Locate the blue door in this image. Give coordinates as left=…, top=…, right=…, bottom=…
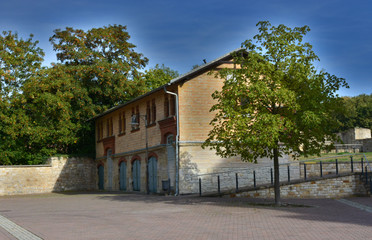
left=98, top=165, right=104, bottom=190
left=119, top=162, right=127, bottom=191
left=132, top=160, right=141, bottom=191
left=148, top=156, right=157, bottom=193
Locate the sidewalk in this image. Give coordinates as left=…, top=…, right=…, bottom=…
left=0, top=192, right=371, bottom=239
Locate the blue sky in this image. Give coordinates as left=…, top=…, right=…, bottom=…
left=1, top=0, right=371, bottom=96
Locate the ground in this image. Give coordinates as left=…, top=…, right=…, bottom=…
left=0, top=192, right=371, bottom=240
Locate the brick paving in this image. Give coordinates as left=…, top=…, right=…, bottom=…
left=0, top=192, right=371, bottom=240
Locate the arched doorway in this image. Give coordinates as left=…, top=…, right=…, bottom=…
left=98, top=165, right=104, bottom=190
left=148, top=156, right=157, bottom=193
left=119, top=161, right=127, bottom=191
left=132, top=159, right=141, bottom=191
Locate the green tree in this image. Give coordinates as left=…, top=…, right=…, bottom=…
left=50, top=25, right=149, bottom=113
left=0, top=31, right=45, bottom=165
left=203, top=21, right=348, bottom=205
left=44, top=25, right=150, bottom=156
left=1, top=25, right=149, bottom=164
left=143, top=64, right=179, bottom=91
left=338, top=94, right=372, bottom=131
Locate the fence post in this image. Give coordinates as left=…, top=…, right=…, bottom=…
left=270, top=168, right=273, bottom=186
left=235, top=173, right=239, bottom=192
left=360, top=158, right=364, bottom=174
left=199, top=178, right=202, bottom=197
left=287, top=165, right=290, bottom=183
left=365, top=167, right=368, bottom=185
left=304, top=163, right=307, bottom=180
left=320, top=161, right=323, bottom=177
left=253, top=171, right=256, bottom=188
left=217, top=175, right=220, bottom=195
left=350, top=156, right=354, bottom=173
left=336, top=159, right=339, bottom=175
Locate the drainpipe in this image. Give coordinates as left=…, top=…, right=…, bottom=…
left=164, top=86, right=180, bottom=196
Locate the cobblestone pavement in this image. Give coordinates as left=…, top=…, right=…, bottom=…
left=0, top=192, right=371, bottom=240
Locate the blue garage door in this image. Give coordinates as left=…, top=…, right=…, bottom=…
left=132, top=160, right=141, bottom=191
left=98, top=165, right=104, bottom=190
left=148, top=156, right=157, bottom=193
left=119, top=162, right=127, bottom=191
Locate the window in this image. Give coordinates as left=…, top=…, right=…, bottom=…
left=119, top=111, right=126, bottom=135
left=106, top=117, right=113, bottom=137
left=164, top=94, right=169, bottom=118
left=170, top=95, right=176, bottom=116
left=146, top=101, right=151, bottom=126
left=131, top=106, right=140, bottom=131
left=151, top=99, right=156, bottom=123
left=164, top=95, right=175, bottom=117
left=147, top=99, right=156, bottom=125
left=97, top=121, right=103, bottom=141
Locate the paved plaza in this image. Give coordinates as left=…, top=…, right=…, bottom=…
left=0, top=192, right=371, bottom=240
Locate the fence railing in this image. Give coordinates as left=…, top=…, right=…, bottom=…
left=196, top=153, right=371, bottom=196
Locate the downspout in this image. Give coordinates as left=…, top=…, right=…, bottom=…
left=164, top=85, right=180, bottom=196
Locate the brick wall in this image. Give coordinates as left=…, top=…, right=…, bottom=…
left=96, top=89, right=175, bottom=158
left=0, top=157, right=96, bottom=196
left=178, top=69, right=225, bottom=142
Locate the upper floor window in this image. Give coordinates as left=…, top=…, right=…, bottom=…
left=146, top=101, right=151, bottom=126
left=170, top=95, right=176, bottom=116
left=119, top=111, right=126, bottom=135
left=106, top=117, right=113, bottom=137
left=164, top=94, right=169, bottom=118
left=164, top=95, right=175, bottom=118
left=97, top=121, right=103, bottom=141
left=151, top=99, right=156, bottom=123
left=131, top=106, right=140, bottom=131
left=147, top=99, right=156, bottom=125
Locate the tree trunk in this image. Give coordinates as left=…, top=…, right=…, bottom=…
left=273, top=147, right=281, bottom=206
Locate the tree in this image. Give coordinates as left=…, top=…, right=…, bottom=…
left=337, top=94, right=372, bottom=131
left=50, top=25, right=149, bottom=113
left=0, top=31, right=45, bottom=165
left=0, top=25, right=149, bottom=164
left=143, top=64, right=179, bottom=91
left=203, top=21, right=348, bottom=205
left=45, top=25, right=150, bottom=156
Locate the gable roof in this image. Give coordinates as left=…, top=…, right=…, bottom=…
left=90, top=48, right=245, bottom=121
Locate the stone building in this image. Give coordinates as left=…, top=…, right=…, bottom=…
left=92, top=49, right=290, bottom=195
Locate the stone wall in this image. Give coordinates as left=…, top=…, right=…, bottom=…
left=337, top=128, right=371, bottom=144
left=231, top=174, right=367, bottom=199
left=179, top=143, right=297, bottom=194
left=0, top=157, right=96, bottom=196
left=195, top=157, right=370, bottom=195
left=360, top=138, right=372, bottom=152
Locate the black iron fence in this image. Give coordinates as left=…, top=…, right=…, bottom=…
left=197, top=153, right=371, bottom=196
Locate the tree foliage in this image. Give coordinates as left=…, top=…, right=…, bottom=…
left=0, top=32, right=46, bottom=164
left=203, top=21, right=348, bottom=205
left=143, top=64, right=179, bottom=91
left=0, top=25, right=152, bottom=165
left=337, top=94, right=372, bottom=131
left=50, top=25, right=149, bottom=112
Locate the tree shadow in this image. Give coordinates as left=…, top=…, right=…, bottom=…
left=55, top=191, right=372, bottom=227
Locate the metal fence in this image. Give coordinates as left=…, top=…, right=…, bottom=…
left=196, top=153, right=371, bottom=196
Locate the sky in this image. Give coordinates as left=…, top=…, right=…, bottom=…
left=1, top=0, right=371, bottom=96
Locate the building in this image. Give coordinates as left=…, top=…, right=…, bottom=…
left=92, top=49, right=290, bottom=194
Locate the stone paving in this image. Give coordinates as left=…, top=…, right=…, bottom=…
left=0, top=192, right=371, bottom=240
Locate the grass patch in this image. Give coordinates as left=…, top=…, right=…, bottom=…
left=299, top=152, right=372, bottom=162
